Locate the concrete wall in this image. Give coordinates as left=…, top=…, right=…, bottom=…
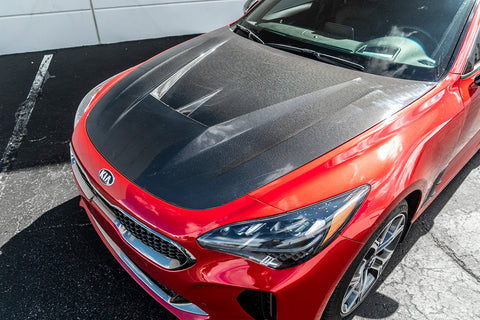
left=0, top=0, right=244, bottom=55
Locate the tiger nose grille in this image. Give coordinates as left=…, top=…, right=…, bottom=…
left=114, top=208, right=189, bottom=265
left=70, top=146, right=195, bottom=270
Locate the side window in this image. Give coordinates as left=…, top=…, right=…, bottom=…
left=464, top=30, right=480, bottom=74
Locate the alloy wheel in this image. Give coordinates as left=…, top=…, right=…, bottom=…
left=340, top=213, right=406, bottom=316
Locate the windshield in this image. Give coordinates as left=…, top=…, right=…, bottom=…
left=238, top=0, right=475, bottom=81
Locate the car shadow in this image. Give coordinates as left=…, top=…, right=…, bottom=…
left=0, top=197, right=176, bottom=320
left=349, top=150, right=480, bottom=319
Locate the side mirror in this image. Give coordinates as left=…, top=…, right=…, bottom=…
left=474, top=73, right=480, bottom=86
left=243, top=0, right=258, bottom=13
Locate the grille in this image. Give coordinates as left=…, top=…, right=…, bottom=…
left=113, top=208, right=189, bottom=265
left=72, top=154, right=193, bottom=269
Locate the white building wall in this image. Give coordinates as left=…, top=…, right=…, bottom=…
left=0, top=0, right=244, bottom=55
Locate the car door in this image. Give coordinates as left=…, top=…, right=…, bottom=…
left=458, top=28, right=480, bottom=153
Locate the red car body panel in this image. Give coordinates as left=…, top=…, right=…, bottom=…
left=71, top=4, right=480, bottom=320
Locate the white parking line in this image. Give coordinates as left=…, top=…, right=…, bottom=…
left=0, top=54, right=53, bottom=172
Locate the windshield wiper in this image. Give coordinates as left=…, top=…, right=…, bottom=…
left=231, top=28, right=364, bottom=71
left=266, top=43, right=365, bottom=72
left=233, top=24, right=265, bottom=44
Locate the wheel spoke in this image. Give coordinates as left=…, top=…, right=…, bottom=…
left=375, top=228, right=389, bottom=253
left=377, top=219, right=405, bottom=252
left=361, top=266, right=370, bottom=289
left=340, top=212, right=406, bottom=317
left=391, top=223, right=405, bottom=239
left=343, top=286, right=359, bottom=306
left=352, top=260, right=367, bottom=292
left=349, top=273, right=362, bottom=288
left=342, top=260, right=367, bottom=313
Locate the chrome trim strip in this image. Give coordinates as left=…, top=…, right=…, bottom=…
left=70, top=145, right=196, bottom=270
left=90, top=214, right=208, bottom=316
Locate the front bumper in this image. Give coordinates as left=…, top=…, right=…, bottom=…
left=71, top=145, right=363, bottom=320
left=88, top=207, right=208, bottom=316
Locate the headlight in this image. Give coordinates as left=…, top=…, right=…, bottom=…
left=73, top=77, right=112, bottom=128
left=198, top=185, right=370, bottom=269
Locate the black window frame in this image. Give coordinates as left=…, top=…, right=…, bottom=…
left=463, top=27, right=480, bottom=76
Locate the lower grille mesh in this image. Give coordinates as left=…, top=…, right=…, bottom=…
left=113, top=208, right=189, bottom=265
left=237, top=290, right=277, bottom=320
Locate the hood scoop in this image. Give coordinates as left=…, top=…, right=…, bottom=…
left=176, top=89, right=222, bottom=117
left=149, top=41, right=227, bottom=120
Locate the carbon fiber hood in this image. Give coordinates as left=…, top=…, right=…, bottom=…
left=86, top=27, right=434, bottom=209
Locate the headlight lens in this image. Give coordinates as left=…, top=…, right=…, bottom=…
left=198, top=185, right=370, bottom=269
left=73, top=78, right=112, bottom=128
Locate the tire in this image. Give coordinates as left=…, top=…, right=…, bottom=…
left=322, top=200, right=408, bottom=320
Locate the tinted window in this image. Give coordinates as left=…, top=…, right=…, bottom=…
left=464, top=31, right=480, bottom=74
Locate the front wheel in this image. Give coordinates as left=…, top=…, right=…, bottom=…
left=322, top=200, right=408, bottom=319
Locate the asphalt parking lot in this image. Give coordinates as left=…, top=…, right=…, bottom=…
left=1, top=36, right=479, bottom=320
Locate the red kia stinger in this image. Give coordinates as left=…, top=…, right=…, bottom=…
left=71, top=0, right=480, bottom=319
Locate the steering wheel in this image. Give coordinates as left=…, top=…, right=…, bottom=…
left=396, top=26, right=438, bottom=53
